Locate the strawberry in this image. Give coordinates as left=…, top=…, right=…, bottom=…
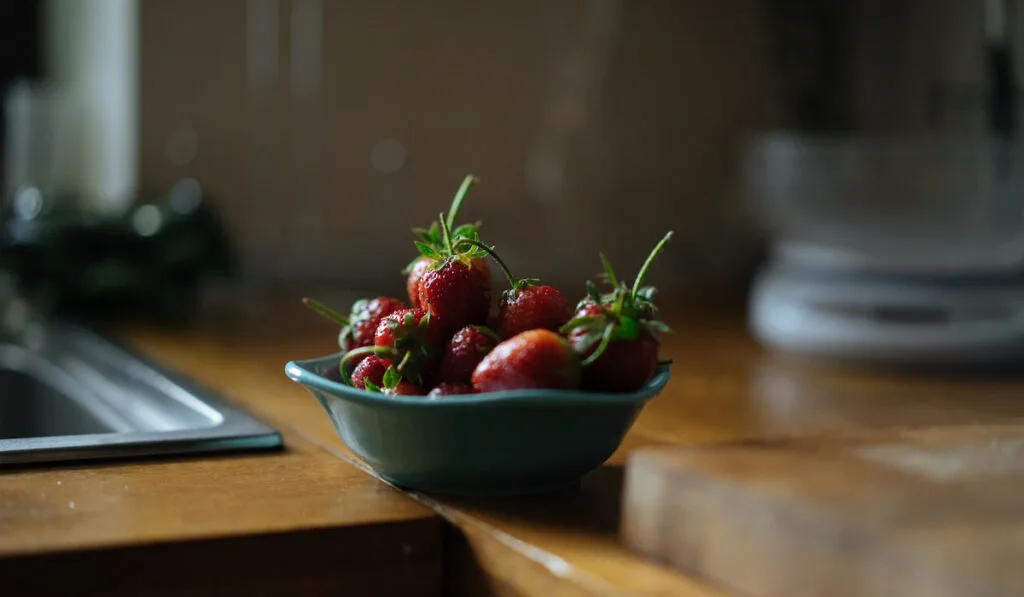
left=403, top=174, right=488, bottom=308
left=427, top=382, right=474, bottom=397
left=471, top=329, right=581, bottom=393
left=418, top=256, right=492, bottom=336
left=405, top=257, right=433, bottom=309
left=500, top=284, right=572, bottom=337
left=456, top=240, right=572, bottom=338
left=374, top=307, right=444, bottom=349
left=362, top=364, right=425, bottom=396
left=350, top=354, right=389, bottom=390
left=340, top=308, right=443, bottom=387
left=562, top=231, right=674, bottom=393
left=437, top=325, right=502, bottom=385
left=302, top=296, right=406, bottom=353
left=568, top=325, right=660, bottom=392
left=387, top=381, right=425, bottom=396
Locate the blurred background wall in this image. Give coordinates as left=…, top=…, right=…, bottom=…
left=137, top=0, right=773, bottom=299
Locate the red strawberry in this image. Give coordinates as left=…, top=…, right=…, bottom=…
left=350, top=355, right=389, bottom=390
left=562, top=232, right=673, bottom=393
left=437, top=325, right=502, bottom=385
left=341, top=308, right=444, bottom=387
left=427, top=382, right=474, bottom=397
left=403, top=174, right=487, bottom=310
left=405, top=257, right=433, bottom=308
left=501, top=285, right=572, bottom=337
left=418, top=257, right=492, bottom=335
left=569, top=327, right=659, bottom=392
left=303, top=296, right=406, bottom=354
left=471, top=329, right=581, bottom=393
left=386, top=381, right=425, bottom=396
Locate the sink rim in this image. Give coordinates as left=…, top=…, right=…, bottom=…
left=0, top=324, right=282, bottom=466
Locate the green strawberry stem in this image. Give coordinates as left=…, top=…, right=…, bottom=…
left=631, top=230, right=674, bottom=300
left=396, top=350, right=412, bottom=373
left=454, top=238, right=538, bottom=293
left=456, top=239, right=514, bottom=285
left=337, top=361, right=352, bottom=386
left=303, top=297, right=349, bottom=326
left=439, top=212, right=455, bottom=255
left=446, top=175, right=479, bottom=232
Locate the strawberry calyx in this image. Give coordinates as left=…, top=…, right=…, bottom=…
left=561, top=231, right=675, bottom=366
left=404, top=174, right=487, bottom=273
left=339, top=310, right=437, bottom=387
left=363, top=364, right=403, bottom=394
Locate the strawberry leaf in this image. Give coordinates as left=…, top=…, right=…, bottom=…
left=581, top=323, right=616, bottom=367
left=573, top=328, right=604, bottom=354
left=364, top=379, right=382, bottom=393
left=635, top=286, right=657, bottom=301
left=559, top=315, right=602, bottom=335
left=415, top=241, right=442, bottom=260
left=382, top=365, right=402, bottom=389
left=452, top=223, right=479, bottom=240
left=643, top=320, right=673, bottom=334
left=470, top=325, right=503, bottom=342
left=599, top=253, right=619, bottom=287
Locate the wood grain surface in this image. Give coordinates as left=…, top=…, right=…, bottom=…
left=622, top=423, right=1024, bottom=597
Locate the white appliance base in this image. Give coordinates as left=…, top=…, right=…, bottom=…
left=750, top=265, right=1024, bottom=366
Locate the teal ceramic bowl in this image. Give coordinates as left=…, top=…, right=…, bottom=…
left=284, top=353, right=670, bottom=496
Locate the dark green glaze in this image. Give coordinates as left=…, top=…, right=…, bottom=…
left=285, top=354, right=670, bottom=496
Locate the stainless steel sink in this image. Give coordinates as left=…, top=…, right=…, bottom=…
left=0, top=324, right=281, bottom=465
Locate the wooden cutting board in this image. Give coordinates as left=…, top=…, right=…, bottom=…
left=621, top=423, right=1024, bottom=597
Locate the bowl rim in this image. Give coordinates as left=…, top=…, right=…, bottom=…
left=285, top=352, right=671, bottom=407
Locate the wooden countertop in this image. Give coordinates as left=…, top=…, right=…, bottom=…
left=6, top=291, right=1024, bottom=596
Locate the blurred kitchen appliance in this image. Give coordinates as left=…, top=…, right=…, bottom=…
left=745, top=0, right=1024, bottom=365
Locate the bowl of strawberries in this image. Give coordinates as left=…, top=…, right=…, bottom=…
left=285, top=175, right=674, bottom=496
